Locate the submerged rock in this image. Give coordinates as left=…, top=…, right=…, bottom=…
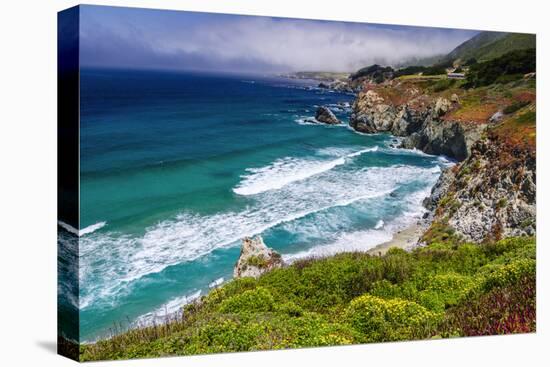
left=234, top=236, right=284, bottom=278
left=315, top=106, right=341, bottom=124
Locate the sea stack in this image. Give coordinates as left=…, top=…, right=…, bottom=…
left=315, top=106, right=341, bottom=124
left=234, top=236, right=284, bottom=278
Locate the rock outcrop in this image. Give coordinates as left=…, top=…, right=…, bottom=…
left=423, top=167, right=455, bottom=211
left=315, top=106, right=341, bottom=125
left=423, top=125, right=536, bottom=242
left=448, top=138, right=534, bottom=242
left=400, top=119, right=484, bottom=161
left=349, top=79, right=536, bottom=244
left=350, top=89, right=484, bottom=161
left=234, top=236, right=284, bottom=278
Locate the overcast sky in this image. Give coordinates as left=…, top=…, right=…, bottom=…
left=78, top=5, right=478, bottom=73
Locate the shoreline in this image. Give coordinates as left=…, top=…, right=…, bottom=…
left=367, top=220, right=428, bottom=256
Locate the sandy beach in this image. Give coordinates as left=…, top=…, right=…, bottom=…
left=367, top=222, right=426, bottom=256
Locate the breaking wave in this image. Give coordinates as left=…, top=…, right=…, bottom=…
left=79, top=160, right=439, bottom=311
left=233, top=146, right=378, bottom=196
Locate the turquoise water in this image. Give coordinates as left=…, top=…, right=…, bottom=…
left=78, top=69, right=448, bottom=341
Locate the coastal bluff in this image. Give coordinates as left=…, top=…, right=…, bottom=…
left=348, top=76, right=536, bottom=243
left=350, top=88, right=482, bottom=161
left=234, top=236, right=284, bottom=278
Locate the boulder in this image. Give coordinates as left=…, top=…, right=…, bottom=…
left=315, top=106, right=341, bottom=124
left=434, top=97, right=452, bottom=116
left=234, top=236, right=284, bottom=278
left=489, top=111, right=504, bottom=123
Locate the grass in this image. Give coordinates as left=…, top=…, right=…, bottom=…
left=396, top=74, right=446, bottom=81
left=80, top=236, right=536, bottom=361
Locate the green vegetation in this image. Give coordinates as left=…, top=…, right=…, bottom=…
left=444, top=31, right=507, bottom=64
left=515, top=110, right=536, bottom=124
left=393, top=65, right=427, bottom=77
left=503, top=100, right=530, bottom=114
left=443, top=32, right=535, bottom=65
left=350, top=64, right=394, bottom=82
left=393, top=64, right=447, bottom=78
left=471, top=33, right=536, bottom=63
left=245, top=254, right=270, bottom=268
left=288, top=71, right=350, bottom=81
left=81, top=236, right=535, bottom=361
left=431, top=78, right=458, bottom=92
left=465, top=48, right=535, bottom=87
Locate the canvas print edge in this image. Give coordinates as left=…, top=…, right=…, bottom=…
left=57, top=4, right=536, bottom=362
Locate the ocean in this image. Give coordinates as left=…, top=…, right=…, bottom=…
left=75, top=68, right=449, bottom=341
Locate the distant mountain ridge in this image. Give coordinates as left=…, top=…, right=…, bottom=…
left=398, top=31, right=535, bottom=69
left=443, top=31, right=508, bottom=63
left=443, top=31, right=535, bottom=64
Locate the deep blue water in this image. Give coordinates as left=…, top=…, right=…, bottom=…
left=76, top=69, right=447, bottom=341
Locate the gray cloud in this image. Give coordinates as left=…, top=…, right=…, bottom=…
left=80, top=11, right=476, bottom=72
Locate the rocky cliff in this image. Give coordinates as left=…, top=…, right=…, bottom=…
left=423, top=103, right=536, bottom=242
left=350, top=85, right=486, bottom=161
left=234, top=236, right=284, bottom=278
left=349, top=77, right=536, bottom=243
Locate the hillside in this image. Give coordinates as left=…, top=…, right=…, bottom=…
left=81, top=236, right=535, bottom=360
left=350, top=52, right=536, bottom=241
left=443, top=31, right=535, bottom=65
left=443, top=31, right=507, bottom=63
left=473, top=33, right=536, bottom=62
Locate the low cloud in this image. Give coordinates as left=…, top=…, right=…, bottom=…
left=80, top=8, right=476, bottom=72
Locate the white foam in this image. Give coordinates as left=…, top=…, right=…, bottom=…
left=134, top=290, right=202, bottom=326
left=295, top=117, right=320, bottom=125
left=58, top=220, right=107, bottom=237
left=233, top=146, right=378, bottom=196
left=348, top=146, right=378, bottom=157
left=283, top=186, right=432, bottom=263
left=79, top=162, right=439, bottom=311
left=294, top=116, right=347, bottom=127
left=283, top=228, right=392, bottom=263
left=58, top=221, right=79, bottom=236
left=80, top=222, right=107, bottom=236
left=209, top=277, right=225, bottom=289
left=233, top=156, right=346, bottom=196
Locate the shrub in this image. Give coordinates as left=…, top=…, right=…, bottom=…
left=80, top=236, right=535, bottom=361
left=423, top=65, right=447, bottom=76
left=440, top=274, right=535, bottom=337
left=246, top=254, right=270, bottom=268
left=219, top=287, right=275, bottom=314
left=465, top=48, right=535, bottom=87
left=422, top=222, right=461, bottom=245
left=419, top=273, right=478, bottom=311
left=350, top=64, right=394, bottom=81
left=346, top=294, right=441, bottom=342
left=276, top=301, right=304, bottom=317
left=432, top=78, right=457, bottom=92
left=394, top=65, right=428, bottom=78
left=481, top=236, right=534, bottom=258
left=481, top=259, right=535, bottom=291
left=515, top=110, right=536, bottom=124
left=381, top=248, right=414, bottom=283
left=463, top=57, right=477, bottom=66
